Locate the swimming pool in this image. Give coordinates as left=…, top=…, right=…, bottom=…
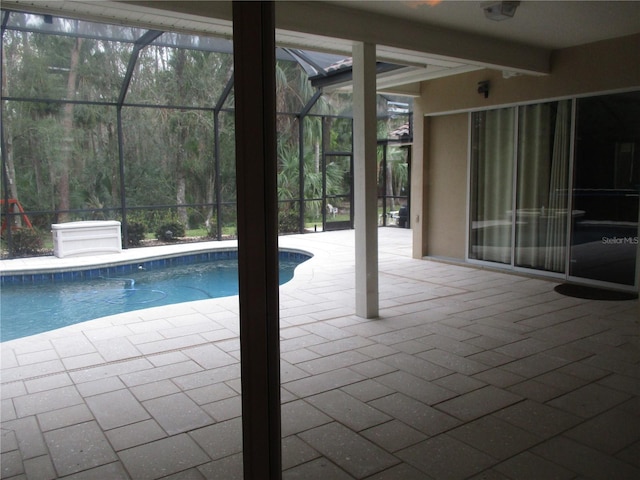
left=0, top=250, right=310, bottom=342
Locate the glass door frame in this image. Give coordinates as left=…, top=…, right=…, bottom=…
left=566, top=93, right=639, bottom=291
left=466, top=94, right=639, bottom=292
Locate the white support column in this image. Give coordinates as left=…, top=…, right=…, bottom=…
left=352, top=42, right=379, bottom=318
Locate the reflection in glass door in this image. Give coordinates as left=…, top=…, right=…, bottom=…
left=469, top=108, right=515, bottom=264
left=570, top=92, right=640, bottom=287
left=469, top=92, right=639, bottom=289
left=515, top=101, right=571, bottom=273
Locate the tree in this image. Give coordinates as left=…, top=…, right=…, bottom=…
left=1, top=11, right=381, bottom=246
left=58, top=34, right=83, bottom=222
left=1, top=32, right=20, bottom=225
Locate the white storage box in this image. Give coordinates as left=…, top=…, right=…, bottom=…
left=52, top=221, right=122, bottom=258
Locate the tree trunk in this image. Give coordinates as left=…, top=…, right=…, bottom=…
left=2, top=36, right=21, bottom=227
left=205, top=174, right=215, bottom=231
left=108, top=121, right=119, bottom=204
left=174, top=49, right=189, bottom=227
left=58, top=36, right=83, bottom=222
left=386, top=162, right=394, bottom=210
left=176, top=160, right=188, bottom=227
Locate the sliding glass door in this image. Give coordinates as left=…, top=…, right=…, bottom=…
left=515, top=101, right=571, bottom=273
left=470, top=93, right=638, bottom=289
left=469, top=108, right=515, bottom=264
left=569, top=92, right=640, bottom=286
left=469, top=101, right=571, bottom=270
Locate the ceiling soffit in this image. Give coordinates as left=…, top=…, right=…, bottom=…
left=124, top=0, right=552, bottom=75
left=3, top=0, right=552, bottom=85
left=274, top=1, right=550, bottom=75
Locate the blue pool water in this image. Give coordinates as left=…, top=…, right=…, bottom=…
left=1, top=252, right=309, bottom=342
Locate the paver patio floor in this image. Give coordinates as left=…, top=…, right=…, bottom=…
left=1, top=228, right=638, bottom=479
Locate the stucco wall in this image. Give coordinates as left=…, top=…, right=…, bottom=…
left=415, top=34, right=640, bottom=261
left=421, top=34, right=640, bottom=115
left=425, top=113, right=468, bottom=260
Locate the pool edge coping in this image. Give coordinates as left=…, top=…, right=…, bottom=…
left=1, top=241, right=313, bottom=282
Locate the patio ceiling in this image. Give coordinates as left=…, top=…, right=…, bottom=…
left=3, top=0, right=640, bottom=95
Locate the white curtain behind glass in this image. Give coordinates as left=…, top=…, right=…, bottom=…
left=515, top=101, right=570, bottom=272
left=470, top=108, right=515, bottom=263
left=545, top=100, right=570, bottom=272
left=516, top=104, right=551, bottom=268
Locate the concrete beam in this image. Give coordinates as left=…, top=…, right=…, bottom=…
left=275, top=1, right=551, bottom=75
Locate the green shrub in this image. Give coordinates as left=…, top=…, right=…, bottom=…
left=126, top=222, right=146, bottom=246
left=278, top=211, right=300, bottom=234
left=155, top=221, right=185, bottom=241
left=127, top=210, right=180, bottom=236
left=9, top=228, right=43, bottom=256
left=206, top=217, right=217, bottom=238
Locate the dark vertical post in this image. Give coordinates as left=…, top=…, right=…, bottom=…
left=406, top=145, right=412, bottom=229
left=213, top=111, right=222, bottom=240
left=116, top=107, right=128, bottom=248
left=298, top=117, right=305, bottom=233
left=214, top=74, right=234, bottom=241
left=232, top=2, right=281, bottom=480
left=321, top=118, right=327, bottom=228
left=382, top=143, right=387, bottom=225
left=116, top=30, right=162, bottom=248
left=298, top=90, right=323, bottom=233
left=1, top=16, right=14, bottom=253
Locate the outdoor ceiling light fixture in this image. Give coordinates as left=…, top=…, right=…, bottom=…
left=478, top=80, right=490, bottom=98
left=482, top=1, right=520, bottom=21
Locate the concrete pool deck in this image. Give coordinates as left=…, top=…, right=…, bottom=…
left=1, top=228, right=638, bottom=479
left=0, top=238, right=242, bottom=276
